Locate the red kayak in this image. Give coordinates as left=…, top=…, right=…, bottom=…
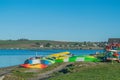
left=21, top=64, right=48, bottom=69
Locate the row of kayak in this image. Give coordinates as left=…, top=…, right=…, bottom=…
left=21, top=52, right=100, bottom=69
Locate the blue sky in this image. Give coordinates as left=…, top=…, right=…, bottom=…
left=0, top=0, right=120, bottom=41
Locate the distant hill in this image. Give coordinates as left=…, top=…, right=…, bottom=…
left=0, top=40, right=105, bottom=49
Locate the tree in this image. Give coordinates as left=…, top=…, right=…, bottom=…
left=35, top=42, right=40, bottom=45
left=17, top=38, right=29, bottom=41
left=45, top=43, right=51, bottom=47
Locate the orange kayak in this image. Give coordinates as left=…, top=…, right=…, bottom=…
left=21, top=64, right=47, bottom=69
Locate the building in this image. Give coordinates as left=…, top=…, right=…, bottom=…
left=108, top=38, right=120, bottom=44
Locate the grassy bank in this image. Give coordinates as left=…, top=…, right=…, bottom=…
left=3, top=62, right=120, bottom=80
left=3, top=63, right=64, bottom=80
left=49, top=62, right=120, bottom=80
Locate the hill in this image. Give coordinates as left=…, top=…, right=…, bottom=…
left=0, top=40, right=105, bottom=49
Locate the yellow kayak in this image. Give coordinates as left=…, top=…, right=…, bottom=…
left=49, top=51, right=70, bottom=58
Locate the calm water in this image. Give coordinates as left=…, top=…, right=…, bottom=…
left=0, top=49, right=103, bottom=68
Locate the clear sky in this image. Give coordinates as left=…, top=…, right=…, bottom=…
left=0, top=0, right=120, bottom=41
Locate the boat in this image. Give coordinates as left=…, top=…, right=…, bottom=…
left=20, top=64, right=47, bottom=69
left=41, top=57, right=55, bottom=65
left=21, top=51, right=100, bottom=69
left=55, top=55, right=100, bottom=63
left=48, top=51, right=70, bottom=59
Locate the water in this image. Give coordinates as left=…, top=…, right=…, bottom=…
left=0, top=49, right=103, bottom=68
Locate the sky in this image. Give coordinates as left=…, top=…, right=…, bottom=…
left=0, top=0, right=120, bottom=42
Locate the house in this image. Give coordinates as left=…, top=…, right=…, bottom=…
left=108, top=38, right=120, bottom=44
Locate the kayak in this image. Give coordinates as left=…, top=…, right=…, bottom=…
left=48, top=51, right=70, bottom=58
left=55, top=55, right=100, bottom=63
left=20, top=64, right=47, bottom=69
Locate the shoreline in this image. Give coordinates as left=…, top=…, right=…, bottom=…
left=0, top=66, right=18, bottom=76
left=0, top=48, right=104, bottom=50
left=0, top=65, right=18, bottom=69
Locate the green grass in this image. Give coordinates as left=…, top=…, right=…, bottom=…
left=9, top=67, right=35, bottom=80
left=12, top=71, right=35, bottom=79
left=48, top=62, right=120, bottom=80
